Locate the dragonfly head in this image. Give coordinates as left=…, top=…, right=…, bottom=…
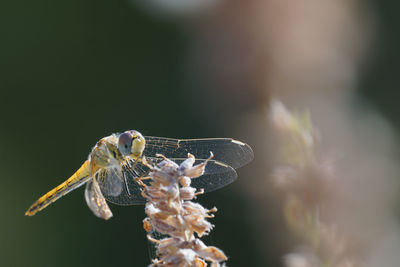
left=118, top=130, right=146, bottom=158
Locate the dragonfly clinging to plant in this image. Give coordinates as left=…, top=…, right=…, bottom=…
left=25, top=130, right=254, bottom=220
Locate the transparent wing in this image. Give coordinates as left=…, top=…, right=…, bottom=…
left=85, top=178, right=113, bottom=220
left=143, top=136, right=254, bottom=169
left=145, top=157, right=238, bottom=193
left=97, top=166, right=124, bottom=197
left=101, top=137, right=253, bottom=206
left=101, top=157, right=237, bottom=206
left=100, top=162, right=148, bottom=206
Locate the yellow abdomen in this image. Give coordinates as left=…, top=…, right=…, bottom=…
left=25, top=160, right=91, bottom=216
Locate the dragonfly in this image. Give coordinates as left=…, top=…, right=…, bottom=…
left=25, top=130, right=254, bottom=220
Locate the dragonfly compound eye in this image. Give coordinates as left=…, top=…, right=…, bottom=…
left=131, top=131, right=145, bottom=157
left=118, top=131, right=133, bottom=156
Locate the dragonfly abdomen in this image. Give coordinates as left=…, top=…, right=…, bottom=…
left=25, top=160, right=91, bottom=216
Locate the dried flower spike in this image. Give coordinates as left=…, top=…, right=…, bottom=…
left=138, top=153, right=228, bottom=267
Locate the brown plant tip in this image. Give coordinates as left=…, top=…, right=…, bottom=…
left=139, top=153, right=227, bottom=267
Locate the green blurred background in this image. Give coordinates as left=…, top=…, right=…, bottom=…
left=0, top=0, right=399, bottom=266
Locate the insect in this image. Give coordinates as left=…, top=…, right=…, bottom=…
left=25, top=130, right=254, bottom=219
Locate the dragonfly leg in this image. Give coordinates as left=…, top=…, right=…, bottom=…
left=122, top=172, right=134, bottom=196
left=134, top=176, right=151, bottom=188
left=141, top=190, right=150, bottom=200
left=138, top=176, right=152, bottom=181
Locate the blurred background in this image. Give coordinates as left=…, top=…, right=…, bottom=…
left=1, top=0, right=400, bottom=266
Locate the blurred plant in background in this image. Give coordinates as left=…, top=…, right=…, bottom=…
left=270, top=100, right=364, bottom=267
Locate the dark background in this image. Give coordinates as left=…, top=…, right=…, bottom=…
left=0, top=1, right=398, bottom=266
